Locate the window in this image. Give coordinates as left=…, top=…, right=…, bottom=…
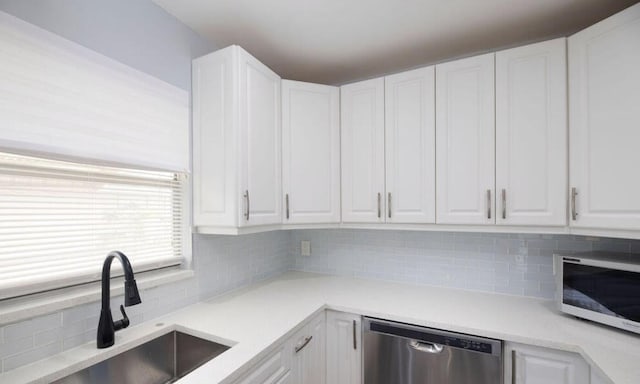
left=0, top=152, right=187, bottom=299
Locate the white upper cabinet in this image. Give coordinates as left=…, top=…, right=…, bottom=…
left=385, top=67, right=436, bottom=223
left=193, top=45, right=281, bottom=232
left=569, top=3, right=640, bottom=230
left=239, top=50, right=282, bottom=227
left=496, top=38, right=567, bottom=226
left=282, top=80, right=340, bottom=224
left=341, top=78, right=386, bottom=223
left=436, top=53, right=496, bottom=225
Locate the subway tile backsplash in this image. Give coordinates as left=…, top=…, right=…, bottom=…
left=1, top=228, right=639, bottom=374
left=290, top=229, right=640, bottom=299
left=0, top=231, right=291, bottom=373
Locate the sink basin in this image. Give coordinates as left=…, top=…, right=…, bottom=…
left=53, top=331, right=230, bottom=384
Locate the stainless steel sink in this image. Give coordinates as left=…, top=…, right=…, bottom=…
left=53, top=331, right=230, bottom=384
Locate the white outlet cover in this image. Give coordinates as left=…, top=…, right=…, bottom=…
left=301, top=240, right=311, bottom=256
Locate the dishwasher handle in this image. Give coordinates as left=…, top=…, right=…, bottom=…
left=409, top=340, right=444, bottom=354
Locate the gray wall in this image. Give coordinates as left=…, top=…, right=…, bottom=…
left=0, top=0, right=215, bottom=90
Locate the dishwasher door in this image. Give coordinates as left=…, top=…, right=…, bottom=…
left=363, top=318, right=503, bottom=384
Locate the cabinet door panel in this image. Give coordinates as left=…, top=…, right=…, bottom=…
left=301, top=315, right=326, bottom=384
left=341, top=78, right=385, bottom=223
left=239, top=50, right=282, bottom=226
left=569, top=4, right=640, bottom=230
left=385, top=67, right=436, bottom=223
left=496, top=38, right=567, bottom=226
left=504, top=342, right=590, bottom=384
left=326, top=311, right=361, bottom=384
left=192, top=48, right=237, bottom=227
left=507, top=343, right=590, bottom=384
left=436, top=53, right=495, bottom=224
left=291, top=312, right=326, bottom=384
left=282, top=80, right=340, bottom=224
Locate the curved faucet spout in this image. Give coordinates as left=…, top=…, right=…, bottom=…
left=97, top=251, right=142, bottom=349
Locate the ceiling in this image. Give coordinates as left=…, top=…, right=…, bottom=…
left=152, top=0, right=639, bottom=85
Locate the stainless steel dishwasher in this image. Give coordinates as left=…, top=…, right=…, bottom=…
left=363, top=317, right=503, bottom=384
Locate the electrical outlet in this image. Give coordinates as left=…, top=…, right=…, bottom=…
left=301, top=240, right=311, bottom=256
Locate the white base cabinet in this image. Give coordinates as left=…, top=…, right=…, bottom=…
left=505, top=342, right=590, bottom=384
left=232, top=312, right=613, bottom=384
left=291, top=312, right=326, bottom=384
left=231, top=312, right=325, bottom=384
left=326, top=311, right=362, bottom=384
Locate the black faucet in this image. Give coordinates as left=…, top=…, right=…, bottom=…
left=97, top=251, right=142, bottom=349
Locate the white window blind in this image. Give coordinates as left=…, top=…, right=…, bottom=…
left=0, top=10, right=190, bottom=172
left=0, top=152, right=186, bottom=299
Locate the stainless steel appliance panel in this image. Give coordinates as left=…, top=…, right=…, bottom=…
left=364, top=318, right=502, bottom=384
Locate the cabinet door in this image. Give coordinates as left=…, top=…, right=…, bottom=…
left=496, top=38, right=567, bottom=226
left=238, top=48, right=282, bottom=227
left=282, top=80, right=340, bottom=224
left=291, top=312, right=326, bottom=384
left=569, top=3, right=640, bottom=230
left=192, top=46, right=238, bottom=227
left=507, top=343, right=590, bottom=384
left=385, top=67, right=436, bottom=223
left=341, top=78, right=385, bottom=223
left=326, top=311, right=361, bottom=384
left=436, top=53, right=495, bottom=224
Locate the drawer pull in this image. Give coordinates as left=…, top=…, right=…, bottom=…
left=285, top=194, right=290, bottom=220
left=512, top=350, right=517, bottom=384
left=295, top=336, right=313, bottom=353
left=352, top=320, right=357, bottom=350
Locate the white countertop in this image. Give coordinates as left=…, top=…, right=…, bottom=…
left=2, top=271, right=639, bottom=384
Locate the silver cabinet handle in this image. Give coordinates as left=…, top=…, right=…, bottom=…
left=377, top=193, right=381, bottom=218
left=295, top=336, right=313, bottom=353
left=502, top=189, right=506, bottom=219
left=487, top=189, right=492, bottom=219
left=352, top=320, right=357, bottom=350
left=571, top=187, right=578, bottom=221
left=511, top=350, right=517, bottom=384
left=244, top=190, right=250, bottom=221
left=285, top=194, right=290, bottom=220
left=388, top=193, right=392, bottom=218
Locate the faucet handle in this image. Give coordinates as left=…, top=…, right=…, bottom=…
left=113, top=304, right=131, bottom=331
